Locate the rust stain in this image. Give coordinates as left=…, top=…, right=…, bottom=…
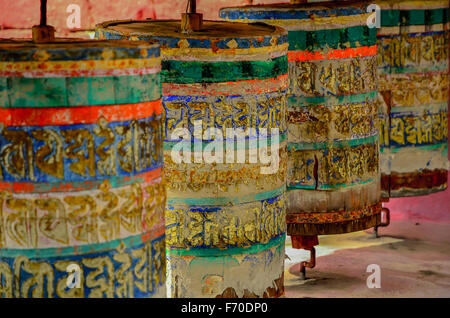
left=389, top=169, right=448, bottom=191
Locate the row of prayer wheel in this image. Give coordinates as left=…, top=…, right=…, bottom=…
left=0, top=0, right=448, bottom=298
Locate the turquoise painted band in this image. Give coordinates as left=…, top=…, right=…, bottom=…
left=163, top=133, right=287, bottom=151
left=0, top=73, right=161, bottom=107
left=167, top=184, right=286, bottom=206
left=288, top=134, right=379, bottom=151
left=0, top=232, right=163, bottom=258
left=380, top=142, right=448, bottom=153
left=288, top=26, right=377, bottom=51
left=378, top=64, right=448, bottom=75
left=166, top=233, right=285, bottom=257
left=288, top=91, right=377, bottom=107
left=380, top=8, right=449, bottom=27
left=288, top=177, right=376, bottom=190
left=161, top=56, right=287, bottom=84
left=390, top=102, right=448, bottom=113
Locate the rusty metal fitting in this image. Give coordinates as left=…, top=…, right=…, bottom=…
left=181, top=0, right=203, bottom=32
left=299, top=247, right=316, bottom=280
left=374, top=206, right=391, bottom=238
left=291, top=235, right=319, bottom=249
left=289, top=235, right=318, bottom=280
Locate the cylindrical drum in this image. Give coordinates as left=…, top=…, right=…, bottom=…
left=377, top=0, right=449, bottom=197
left=96, top=20, right=288, bottom=298
left=0, top=39, right=165, bottom=298
left=220, top=1, right=382, bottom=236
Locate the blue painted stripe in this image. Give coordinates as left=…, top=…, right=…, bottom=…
left=219, top=6, right=367, bottom=21
left=96, top=27, right=288, bottom=50
left=0, top=44, right=160, bottom=62
left=0, top=116, right=163, bottom=183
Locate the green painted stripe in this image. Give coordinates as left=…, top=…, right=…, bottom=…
left=381, top=8, right=449, bottom=27
left=0, top=73, right=161, bottom=107
left=166, top=233, right=285, bottom=257
left=167, top=184, right=286, bottom=206
left=378, top=65, right=448, bottom=74
left=288, top=177, right=376, bottom=191
left=381, top=142, right=448, bottom=153
left=288, top=134, right=378, bottom=151
left=391, top=102, right=448, bottom=113
left=163, top=134, right=287, bottom=151
left=161, top=55, right=287, bottom=84
left=0, top=232, right=163, bottom=258
left=288, top=91, right=377, bottom=107
left=288, top=25, right=377, bottom=51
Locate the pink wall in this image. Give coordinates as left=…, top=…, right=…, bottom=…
left=0, top=0, right=449, bottom=222
left=0, top=0, right=281, bottom=36
left=386, top=181, right=450, bottom=223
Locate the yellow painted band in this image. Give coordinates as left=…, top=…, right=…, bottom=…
left=225, top=13, right=371, bottom=28
left=0, top=57, right=161, bottom=72
left=160, top=43, right=288, bottom=61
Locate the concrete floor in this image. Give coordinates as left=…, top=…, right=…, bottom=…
left=284, top=220, right=450, bottom=298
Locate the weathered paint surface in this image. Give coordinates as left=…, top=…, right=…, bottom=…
left=220, top=1, right=382, bottom=235
left=0, top=39, right=165, bottom=298
left=377, top=0, right=449, bottom=197
left=96, top=20, right=288, bottom=298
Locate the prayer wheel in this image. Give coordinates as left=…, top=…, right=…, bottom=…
left=96, top=20, right=288, bottom=298
left=220, top=1, right=382, bottom=245
left=377, top=0, right=449, bottom=198
left=0, top=38, right=166, bottom=298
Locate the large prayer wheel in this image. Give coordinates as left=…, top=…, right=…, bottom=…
left=0, top=39, right=165, bottom=298
left=220, top=1, right=382, bottom=239
left=377, top=0, right=449, bottom=197
left=96, top=20, right=288, bottom=298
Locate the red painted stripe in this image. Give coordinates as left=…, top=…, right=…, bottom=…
left=288, top=45, right=377, bottom=62
left=0, top=168, right=162, bottom=193
left=0, top=100, right=162, bottom=126
left=141, top=224, right=165, bottom=243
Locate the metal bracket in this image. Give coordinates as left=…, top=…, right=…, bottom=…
left=299, top=247, right=316, bottom=280
left=374, top=206, right=391, bottom=238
